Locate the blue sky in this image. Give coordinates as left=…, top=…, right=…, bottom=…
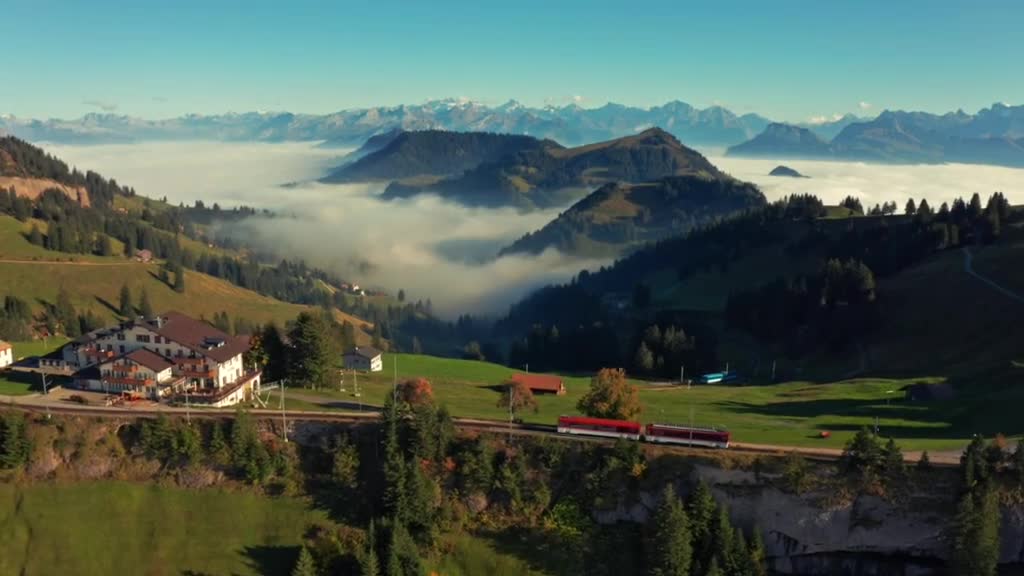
left=2, top=0, right=1021, bottom=121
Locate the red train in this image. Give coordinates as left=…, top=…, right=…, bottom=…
left=557, top=416, right=730, bottom=449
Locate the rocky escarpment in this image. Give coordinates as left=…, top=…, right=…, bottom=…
left=594, top=464, right=1024, bottom=575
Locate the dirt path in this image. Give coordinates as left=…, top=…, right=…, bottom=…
left=962, top=246, right=1024, bottom=303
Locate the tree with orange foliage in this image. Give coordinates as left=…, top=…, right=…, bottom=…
left=497, top=379, right=539, bottom=420
left=397, top=377, right=434, bottom=407
left=577, top=368, right=642, bottom=421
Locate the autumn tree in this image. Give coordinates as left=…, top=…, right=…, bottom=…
left=497, top=379, right=539, bottom=420
left=397, top=378, right=433, bottom=407
left=577, top=368, right=642, bottom=421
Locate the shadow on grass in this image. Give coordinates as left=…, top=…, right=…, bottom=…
left=241, top=544, right=300, bottom=576
left=717, top=388, right=1024, bottom=440
left=93, top=295, right=120, bottom=316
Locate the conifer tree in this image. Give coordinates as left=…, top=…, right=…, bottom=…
left=28, top=224, right=43, bottom=246
left=174, top=263, right=186, bottom=292
left=749, top=529, right=768, bottom=576
left=139, top=288, right=153, bottom=319
left=382, top=400, right=408, bottom=521
left=119, top=283, right=133, bottom=317
left=646, top=484, right=692, bottom=576
left=287, top=312, right=333, bottom=390
left=291, top=545, right=317, bottom=576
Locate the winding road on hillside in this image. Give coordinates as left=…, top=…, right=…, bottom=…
left=962, top=246, right=1024, bottom=303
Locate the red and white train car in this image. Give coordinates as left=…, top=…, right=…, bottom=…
left=644, top=423, right=730, bottom=449
left=557, top=415, right=642, bottom=441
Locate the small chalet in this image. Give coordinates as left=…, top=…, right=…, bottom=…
left=135, top=249, right=153, bottom=263
left=343, top=346, right=383, bottom=372
left=510, top=372, right=565, bottom=395
left=0, top=340, right=12, bottom=368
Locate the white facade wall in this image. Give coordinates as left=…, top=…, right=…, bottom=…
left=344, top=353, right=382, bottom=372
left=0, top=347, right=12, bottom=368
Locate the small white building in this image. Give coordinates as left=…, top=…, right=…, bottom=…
left=0, top=341, right=13, bottom=368
left=343, top=346, right=383, bottom=372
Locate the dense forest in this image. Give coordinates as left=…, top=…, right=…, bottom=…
left=493, top=190, right=1016, bottom=376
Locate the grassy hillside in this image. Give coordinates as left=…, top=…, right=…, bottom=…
left=0, top=482, right=325, bottom=576
left=0, top=214, right=375, bottom=343
left=286, top=353, right=995, bottom=451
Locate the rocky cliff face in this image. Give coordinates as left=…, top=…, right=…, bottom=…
left=593, top=463, right=1024, bottom=575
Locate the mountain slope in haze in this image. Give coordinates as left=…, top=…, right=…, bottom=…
left=381, top=128, right=727, bottom=210
left=728, top=103, right=1024, bottom=167
left=322, top=130, right=553, bottom=183
left=726, top=123, right=833, bottom=158
left=499, top=174, right=765, bottom=257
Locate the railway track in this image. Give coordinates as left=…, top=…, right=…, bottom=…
left=5, top=400, right=958, bottom=466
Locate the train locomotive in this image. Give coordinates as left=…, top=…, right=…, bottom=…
left=556, top=415, right=729, bottom=449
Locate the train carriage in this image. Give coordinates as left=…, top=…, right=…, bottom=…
left=557, top=415, right=642, bottom=441
left=644, top=423, right=730, bottom=449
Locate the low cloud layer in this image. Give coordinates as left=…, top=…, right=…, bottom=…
left=41, top=141, right=605, bottom=317
left=39, top=141, right=1023, bottom=317
left=712, top=156, right=1021, bottom=209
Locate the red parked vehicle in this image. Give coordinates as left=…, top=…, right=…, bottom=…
left=557, top=415, right=642, bottom=441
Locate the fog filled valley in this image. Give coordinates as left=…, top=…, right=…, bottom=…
left=42, top=139, right=1023, bottom=318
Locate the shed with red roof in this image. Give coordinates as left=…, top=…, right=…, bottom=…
left=510, top=372, right=565, bottom=395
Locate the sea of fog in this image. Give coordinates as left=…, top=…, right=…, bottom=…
left=41, top=141, right=1024, bottom=316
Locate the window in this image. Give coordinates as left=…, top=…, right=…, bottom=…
left=136, top=334, right=151, bottom=343
left=119, top=345, right=125, bottom=353
left=117, top=333, right=125, bottom=341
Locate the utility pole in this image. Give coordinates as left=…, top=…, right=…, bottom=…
left=40, top=373, right=51, bottom=420
left=771, top=359, right=777, bottom=382
left=508, top=382, right=515, bottom=442
left=689, top=406, right=694, bottom=446
left=280, top=379, right=287, bottom=443
left=392, top=355, right=398, bottom=405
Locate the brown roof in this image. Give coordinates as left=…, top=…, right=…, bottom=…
left=0, top=340, right=11, bottom=352
left=511, top=372, right=564, bottom=393
left=124, top=348, right=174, bottom=372
left=146, top=311, right=249, bottom=363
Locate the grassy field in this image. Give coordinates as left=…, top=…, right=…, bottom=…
left=284, top=353, right=1012, bottom=451
left=0, top=481, right=327, bottom=576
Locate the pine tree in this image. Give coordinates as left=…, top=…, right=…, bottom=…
left=952, top=485, right=1000, bottom=576
left=749, top=529, right=768, bottom=576
left=208, top=421, right=228, bottom=463
left=881, top=438, right=908, bottom=492
left=634, top=341, right=655, bottom=373
left=916, top=451, right=932, bottom=473
left=705, top=557, right=724, bottom=576
left=97, top=234, right=113, bottom=256
left=688, top=480, right=717, bottom=570
left=291, top=545, right=317, bottom=576
left=55, top=287, right=80, bottom=337
left=905, top=198, right=917, bottom=215
left=139, top=288, right=153, bottom=319
left=174, top=263, right=186, bottom=292
left=411, top=336, right=422, bottom=355
left=0, top=413, right=31, bottom=469
left=646, top=484, right=692, bottom=576
left=287, top=312, right=333, bottom=390
left=373, top=322, right=383, bottom=349
left=382, top=400, right=408, bottom=521
left=119, top=283, right=133, bottom=317
left=28, top=224, right=43, bottom=246
left=712, top=505, right=737, bottom=573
